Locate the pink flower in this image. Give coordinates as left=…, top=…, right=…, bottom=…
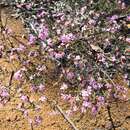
left=3, top=27, right=12, bottom=35
left=37, top=10, right=46, bottom=18
left=64, top=21, right=71, bottom=27
left=1, top=89, right=9, bottom=97
left=80, top=6, right=86, bottom=15
left=97, top=96, right=105, bottom=106
left=28, top=51, right=38, bottom=57
left=56, top=29, right=61, bottom=35
left=14, top=70, right=22, bottom=80
left=87, top=86, right=92, bottom=95
left=26, top=4, right=32, bottom=9
left=72, top=105, right=78, bottom=112
left=121, top=2, right=126, bottom=9
left=60, top=15, right=65, bottom=21
left=127, top=16, right=130, bottom=21
left=60, top=83, right=68, bottom=90
left=54, top=52, right=65, bottom=59
left=23, top=110, right=28, bottom=117
left=16, top=4, right=23, bottom=8
left=61, top=94, right=72, bottom=101
left=111, top=56, right=116, bottom=62
left=66, top=110, right=72, bottom=116
left=34, top=116, right=42, bottom=126
left=60, top=33, right=75, bottom=43
left=81, top=90, right=90, bottom=97
left=30, top=85, right=38, bottom=92
left=38, top=27, right=48, bottom=41
left=88, top=19, right=96, bottom=25
left=29, top=34, right=36, bottom=45
left=126, top=38, right=130, bottom=43
left=17, top=44, right=26, bottom=52
left=20, top=95, right=29, bottom=102
left=66, top=72, right=75, bottom=80
left=97, top=53, right=106, bottom=62
left=0, top=45, right=4, bottom=51
left=106, top=83, right=112, bottom=89
left=75, top=55, right=81, bottom=60
left=39, top=96, right=46, bottom=102
left=110, top=15, right=118, bottom=21
left=92, top=106, right=98, bottom=115
left=81, top=107, right=86, bottom=113
left=47, top=38, right=53, bottom=46
left=38, top=84, right=45, bottom=92
left=121, top=56, right=126, bottom=64
left=82, top=101, right=91, bottom=108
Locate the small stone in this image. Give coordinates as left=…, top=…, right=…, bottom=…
left=94, top=128, right=104, bottom=130
left=119, top=128, right=128, bottom=130
left=105, top=122, right=112, bottom=130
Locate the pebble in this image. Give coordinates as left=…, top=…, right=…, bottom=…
left=119, top=128, right=128, bottom=130
left=94, top=128, right=104, bottom=130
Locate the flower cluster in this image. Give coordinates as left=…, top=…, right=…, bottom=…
left=12, top=0, right=129, bottom=113
left=0, top=0, right=129, bottom=127
left=0, top=84, right=10, bottom=106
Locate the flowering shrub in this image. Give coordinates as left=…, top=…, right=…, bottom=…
left=0, top=0, right=130, bottom=129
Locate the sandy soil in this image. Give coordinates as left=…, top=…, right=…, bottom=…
left=0, top=8, right=129, bottom=130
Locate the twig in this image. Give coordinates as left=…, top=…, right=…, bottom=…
left=30, top=123, right=34, bottom=130
left=8, top=70, right=14, bottom=86
left=10, top=35, right=28, bottom=47
left=107, top=105, right=116, bottom=130
left=55, top=103, right=79, bottom=130
left=96, top=64, right=116, bottom=87
left=47, top=99, right=79, bottom=130
left=29, top=23, right=38, bottom=35
left=0, top=7, right=3, bottom=33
